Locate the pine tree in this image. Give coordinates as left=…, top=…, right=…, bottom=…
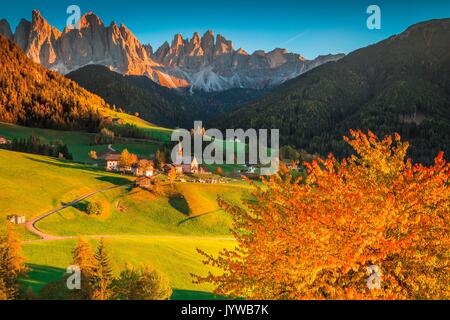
left=72, top=238, right=97, bottom=299
left=92, top=239, right=114, bottom=300
left=0, top=222, right=28, bottom=300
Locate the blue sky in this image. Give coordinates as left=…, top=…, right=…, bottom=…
left=1, top=0, right=449, bottom=59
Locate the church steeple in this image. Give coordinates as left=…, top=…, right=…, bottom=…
left=176, top=142, right=183, bottom=164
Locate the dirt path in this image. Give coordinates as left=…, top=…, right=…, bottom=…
left=24, top=183, right=234, bottom=243
left=25, top=184, right=131, bottom=240
left=23, top=234, right=234, bottom=244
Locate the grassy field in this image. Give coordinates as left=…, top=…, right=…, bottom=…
left=0, top=149, right=133, bottom=222
left=22, top=237, right=235, bottom=299
left=35, top=182, right=250, bottom=237
left=0, top=148, right=251, bottom=299
left=0, top=122, right=160, bottom=163
left=102, top=109, right=173, bottom=143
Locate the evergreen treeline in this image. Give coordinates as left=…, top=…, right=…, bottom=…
left=214, top=19, right=450, bottom=164
left=67, top=65, right=265, bottom=127
left=2, top=134, right=73, bottom=160
left=0, top=35, right=106, bottom=131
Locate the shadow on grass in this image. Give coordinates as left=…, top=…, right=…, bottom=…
left=20, top=265, right=228, bottom=300
left=26, top=156, right=103, bottom=172
left=26, top=156, right=132, bottom=187
left=177, top=210, right=222, bottom=226
left=169, top=195, right=190, bottom=215
left=95, top=175, right=132, bottom=186
left=71, top=201, right=88, bottom=213
left=20, top=264, right=66, bottom=294
left=171, top=289, right=227, bottom=300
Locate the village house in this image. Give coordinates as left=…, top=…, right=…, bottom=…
left=0, top=136, right=11, bottom=145
left=165, top=163, right=183, bottom=175
left=180, top=156, right=199, bottom=174
left=132, top=162, right=154, bottom=177
left=135, top=176, right=152, bottom=188
left=112, top=118, right=124, bottom=125
left=8, top=215, right=26, bottom=224
left=199, top=166, right=211, bottom=174
left=173, top=143, right=203, bottom=174
left=105, top=153, right=121, bottom=171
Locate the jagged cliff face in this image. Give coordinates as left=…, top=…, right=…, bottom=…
left=154, top=31, right=344, bottom=92
left=1, top=10, right=344, bottom=92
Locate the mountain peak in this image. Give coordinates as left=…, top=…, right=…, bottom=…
left=31, top=9, right=42, bottom=21
left=2, top=10, right=345, bottom=92
left=215, top=34, right=233, bottom=54
left=171, top=33, right=184, bottom=48
left=191, top=32, right=201, bottom=43
left=236, top=48, right=249, bottom=55
left=79, top=12, right=104, bottom=29
left=0, top=19, right=13, bottom=41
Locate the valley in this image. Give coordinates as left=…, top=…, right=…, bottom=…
left=0, top=3, right=448, bottom=303
left=0, top=147, right=249, bottom=299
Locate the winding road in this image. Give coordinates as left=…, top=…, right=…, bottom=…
left=25, top=184, right=131, bottom=241
left=24, top=183, right=234, bottom=243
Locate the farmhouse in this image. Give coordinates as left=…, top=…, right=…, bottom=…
left=0, top=136, right=10, bottom=145
left=165, top=164, right=183, bottom=175
left=105, top=153, right=121, bottom=171
left=181, top=156, right=199, bottom=174
left=135, top=176, right=152, bottom=187
left=132, top=162, right=154, bottom=177
left=8, top=215, right=26, bottom=224
left=112, top=118, right=124, bottom=125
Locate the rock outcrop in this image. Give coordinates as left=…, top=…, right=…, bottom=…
left=1, top=10, right=344, bottom=91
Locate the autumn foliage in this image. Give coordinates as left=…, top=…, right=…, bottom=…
left=194, top=130, right=450, bottom=299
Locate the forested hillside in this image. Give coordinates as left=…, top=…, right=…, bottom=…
left=67, top=65, right=267, bottom=128
left=214, top=19, right=450, bottom=163
left=0, top=35, right=106, bottom=131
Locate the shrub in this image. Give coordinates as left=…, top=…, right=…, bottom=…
left=86, top=202, right=102, bottom=216
left=113, top=265, right=172, bottom=300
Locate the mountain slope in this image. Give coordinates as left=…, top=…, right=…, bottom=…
left=215, top=19, right=450, bottom=163
left=0, top=34, right=105, bottom=131
left=67, top=65, right=268, bottom=127
left=66, top=65, right=191, bottom=127
left=0, top=35, right=164, bottom=134
left=0, top=10, right=343, bottom=92
left=153, top=31, right=345, bottom=92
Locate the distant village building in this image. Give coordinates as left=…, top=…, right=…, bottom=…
left=132, top=162, right=154, bottom=177
left=199, top=166, right=211, bottom=174
left=135, top=176, right=152, bottom=188
left=173, top=143, right=205, bottom=174
left=8, top=215, right=26, bottom=224
left=112, top=118, right=124, bottom=125
left=180, top=156, right=199, bottom=174
left=165, top=164, right=183, bottom=175
left=105, top=153, right=121, bottom=171
left=0, top=136, right=11, bottom=145
left=102, top=116, right=113, bottom=126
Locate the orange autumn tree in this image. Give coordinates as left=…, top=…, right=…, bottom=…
left=193, top=130, right=450, bottom=300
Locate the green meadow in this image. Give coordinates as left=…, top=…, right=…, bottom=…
left=36, top=182, right=250, bottom=237
left=22, top=237, right=235, bottom=299
left=0, top=148, right=250, bottom=299
left=0, top=122, right=163, bottom=163
left=0, top=149, right=133, bottom=221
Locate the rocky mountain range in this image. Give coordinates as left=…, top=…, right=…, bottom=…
left=0, top=10, right=344, bottom=92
